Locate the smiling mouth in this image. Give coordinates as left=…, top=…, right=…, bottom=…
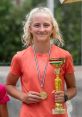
left=37, top=33, right=47, bottom=36
left=38, top=34, right=46, bottom=36
left=37, top=35, right=47, bottom=37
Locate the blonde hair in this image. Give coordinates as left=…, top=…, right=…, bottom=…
left=22, top=7, right=64, bottom=47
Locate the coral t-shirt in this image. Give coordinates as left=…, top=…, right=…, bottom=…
left=10, top=45, right=74, bottom=117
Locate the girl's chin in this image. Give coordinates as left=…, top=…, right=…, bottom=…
left=38, top=38, right=46, bottom=40
left=36, top=37, right=49, bottom=41
left=37, top=39, right=49, bottom=43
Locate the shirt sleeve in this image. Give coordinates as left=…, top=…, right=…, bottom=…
left=10, top=53, right=22, bottom=76
left=65, top=52, right=74, bottom=74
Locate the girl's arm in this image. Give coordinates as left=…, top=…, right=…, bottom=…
left=64, top=72, right=77, bottom=100
left=6, top=72, right=42, bottom=104
left=0, top=104, right=8, bottom=117
left=6, top=72, right=23, bottom=101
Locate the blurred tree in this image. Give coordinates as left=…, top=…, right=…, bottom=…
left=0, top=0, right=23, bottom=65
left=0, top=0, right=81, bottom=65
left=0, top=0, right=13, bottom=64
left=0, top=0, right=47, bottom=65
left=55, top=2, right=81, bottom=65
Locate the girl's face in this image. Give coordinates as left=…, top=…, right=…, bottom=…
left=29, top=12, right=53, bottom=43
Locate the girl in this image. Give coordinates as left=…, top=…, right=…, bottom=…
left=0, top=84, right=10, bottom=117
left=6, top=7, right=77, bottom=117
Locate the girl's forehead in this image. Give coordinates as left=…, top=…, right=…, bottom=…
left=32, top=12, right=51, bottom=21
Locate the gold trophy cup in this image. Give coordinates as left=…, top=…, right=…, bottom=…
left=49, top=58, right=65, bottom=114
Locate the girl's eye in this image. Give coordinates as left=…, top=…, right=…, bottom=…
left=33, top=23, right=51, bottom=28
left=44, top=24, right=50, bottom=27
left=34, top=24, right=40, bottom=27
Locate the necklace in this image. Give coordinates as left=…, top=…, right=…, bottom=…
left=33, top=45, right=51, bottom=88
left=33, top=45, right=51, bottom=100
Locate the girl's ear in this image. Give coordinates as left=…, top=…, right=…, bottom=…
left=28, top=26, right=31, bottom=32
left=28, top=26, right=33, bottom=35
left=28, top=26, right=33, bottom=38
left=51, top=28, right=56, bottom=38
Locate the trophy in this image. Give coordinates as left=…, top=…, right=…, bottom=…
left=49, top=58, right=65, bottom=114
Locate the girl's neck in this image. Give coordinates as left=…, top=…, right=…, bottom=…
left=33, top=42, right=51, bottom=53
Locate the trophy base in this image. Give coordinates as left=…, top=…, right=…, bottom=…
left=52, top=108, right=65, bottom=114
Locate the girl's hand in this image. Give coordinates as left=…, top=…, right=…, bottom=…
left=52, top=90, right=65, bottom=103
left=21, top=91, right=42, bottom=104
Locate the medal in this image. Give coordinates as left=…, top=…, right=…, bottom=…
left=40, top=91, right=48, bottom=100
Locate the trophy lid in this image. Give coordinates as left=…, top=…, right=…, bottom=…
left=49, top=58, right=65, bottom=67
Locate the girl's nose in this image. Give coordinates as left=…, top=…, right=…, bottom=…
left=40, top=25, right=45, bottom=31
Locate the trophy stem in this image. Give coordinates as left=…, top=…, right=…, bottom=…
left=55, top=75, right=62, bottom=91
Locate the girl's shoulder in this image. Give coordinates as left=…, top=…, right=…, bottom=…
left=0, top=84, right=5, bottom=91
left=0, top=84, right=10, bottom=104
left=13, top=46, right=32, bottom=58
left=0, top=84, right=7, bottom=98
left=52, top=45, right=72, bottom=57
